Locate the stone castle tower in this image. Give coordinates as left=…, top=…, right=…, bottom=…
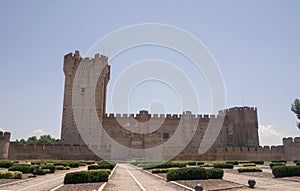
left=61, top=51, right=110, bottom=145
left=60, top=51, right=259, bottom=158
left=0, top=131, right=11, bottom=159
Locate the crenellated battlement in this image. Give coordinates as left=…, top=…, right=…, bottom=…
left=283, top=137, right=300, bottom=144
left=0, top=131, right=11, bottom=141
left=103, top=110, right=227, bottom=120
left=218, top=106, right=257, bottom=115
left=63, top=51, right=108, bottom=75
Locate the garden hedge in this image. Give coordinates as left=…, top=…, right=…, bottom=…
left=272, top=166, right=300, bottom=178
left=64, top=170, right=111, bottom=184
left=0, top=171, right=22, bottom=179
left=238, top=167, right=262, bottom=173
left=8, top=165, right=35, bottom=174
left=225, top=161, right=238, bottom=165
left=0, top=161, right=14, bottom=168
left=271, top=160, right=287, bottom=163
left=151, top=168, right=179, bottom=173
left=142, top=161, right=186, bottom=170
left=213, top=163, right=234, bottom=169
left=166, top=167, right=223, bottom=181
left=249, top=160, right=264, bottom=165
left=269, top=162, right=286, bottom=168
left=41, top=165, right=55, bottom=173
left=242, top=163, right=256, bottom=167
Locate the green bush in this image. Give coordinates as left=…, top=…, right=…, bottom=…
left=238, top=167, right=262, bottom=173
left=242, top=163, right=256, bottom=167
left=166, top=167, right=223, bottom=181
left=249, top=160, right=264, bottom=165
left=8, top=165, right=35, bottom=174
left=31, top=161, right=44, bottom=165
left=41, top=165, right=55, bottom=173
left=79, top=162, right=87, bottom=166
left=167, top=167, right=207, bottom=181
left=67, top=162, right=80, bottom=168
left=206, top=168, right=224, bottom=179
left=0, top=171, right=22, bottom=179
left=238, top=160, right=250, bottom=164
left=64, top=170, right=111, bottom=184
left=142, top=161, right=186, bottom=170
left=187, top=161, right=197, bottom=165
left=55, top=165, right=65, bottom=170
left=225, top=161, right=238, bottom=165
left=85, top=161, right=96, bottom=165
left=271, top=160, right=287, bottom=163
left=89, top=161, right=116, bottom=170
left=272, top=166, right=300, bottom=178
left=294, top=160, right=300, bottom=163
left=0, top=161, right=14, bottom=168
left=213, top=163, right=234, bottom=169
left=296, top=162, right=300, bottom=166
left=269, top=162, right=286, bottom=168
left=151, top=168, right=179, bottom=173
left=54, top=161, right=68, bottom=166
left=196, top=161, right=205, bottom=166
left=32, top=168, right=46, bottom=175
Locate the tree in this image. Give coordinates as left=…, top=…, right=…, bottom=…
left=16, top=135, right=60, bottom=145
left=291, top=98, right=300, bottom=129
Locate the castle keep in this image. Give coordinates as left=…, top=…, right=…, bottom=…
left=0, top=51, right=299, bottom=161
left=60, top=51, right=260, bottom=159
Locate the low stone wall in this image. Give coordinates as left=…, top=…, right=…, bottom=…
left=4, top=137, right=300, bottom=161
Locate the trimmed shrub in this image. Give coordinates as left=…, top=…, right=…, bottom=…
left=225, top=161, right=238, bottom=165
left=64, top=170, right=110, bottom=184
left=272, top=166, right=300, bottom=178
left=0, top=161, right=14, bottom=168
left=55, top=165, right=65, bottom=170
left=41, top=165, right=55, bottom=173
left=31, top=161, right=44, bottom=165
left=249, top=160, right=264, bottom=165
left=79, top=162, right=87, bottom=166
left=187, top=161, right=197, bottom=166
left=271, top=160, right=287, bottom=163
left=0, top=171, right=22, bottom=179
left=89, top=161, right=116, bottom=171
left=167, top=167, right=207, bottom=181
left=270, top=163, right=286, bottom=168
left=242, top=163, right=256, bottom=167
left=213, top=163, right=234, bottom=169
left=206, top=168, right=224, bottom=179
left=196, top=161, right=205, bottom=166
left=238, top=160, right=250, bottom=164
left=85, top=161, right=96, bottom=165
left=166, top=167, right=224, bottom=181
left=294, top=160, right=300, bottom=163
left=67, top=162, right=80, bottom=168
left=8, top=165, right=35, bottom=174
left=296, top=162, right=300, bottom=166
left=238, top=167, right=262, bottom=173
left=54, top=161, right=68, bottom=166
left=32, top=168, right=46, bottom=175
left=142, top=161, right=186, bottom=170
left=151, top=168, right=179, bottom=174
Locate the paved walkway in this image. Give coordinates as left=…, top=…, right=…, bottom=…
left=103, top=164, right=189, bottom=191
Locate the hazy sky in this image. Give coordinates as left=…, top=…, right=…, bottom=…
left=0, top=0, right=299, bottom=145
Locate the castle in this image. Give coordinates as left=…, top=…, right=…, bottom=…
left=0, top=51, right=299, bottom=161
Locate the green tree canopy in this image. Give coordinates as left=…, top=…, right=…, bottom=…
left=291, top=98, right=300, bottom=129
left=16, top=135, right=60, bottom=145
